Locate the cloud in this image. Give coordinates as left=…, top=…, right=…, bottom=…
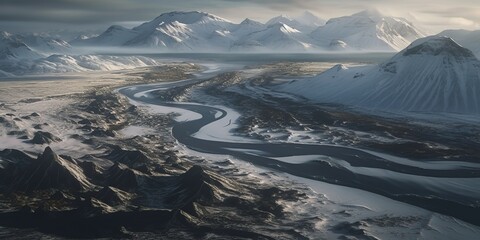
left=0, top=0, right=478, bottom=35
left=0, top=0, right=195, bottom=23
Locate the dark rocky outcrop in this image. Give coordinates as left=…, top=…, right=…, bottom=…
left=29, top=131, right=62, bottom=144
left=106, top=147, right=152, bottom=168
left=95, top=186, right=132, bottom=206
left=7, top=147, right=92, bottom=192
left=107, top=162, right=140, bottom=192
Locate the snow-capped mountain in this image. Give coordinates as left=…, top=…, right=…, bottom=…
left=0, top=54, right=159, bottom=76
left=0, top=31, right=160, bottom=77
left=0, top=31, right=44, bottom=60
left=438, top=29, right=480, bottom=57
left=125, top=11, right=235, bottom=49
left=311, top=9, right=425, bottom=51
left=278, top=36, right=480, bottom=114
left=231, top=18, right=265, bottom=38
left=17, top=34, right=71, bottom=54
left=73, top=11, right=325, bottom=52
left=0, top=31, right=72, bottom=56
left=75, top=25, right=138, bottom=46
left=295, top=11, right=326, bottom=29
left=70, top=10, right=428, bottom=52
left=233, top=23, right=315, bottom=51
left=266, top=11, right=325, bottom=33
left=73, top=11, right=236, bottom=51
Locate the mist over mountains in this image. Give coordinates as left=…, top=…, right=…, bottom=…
left=70, top=10, right=425, bottom=52
left=0, top=9, right=479, bottom=77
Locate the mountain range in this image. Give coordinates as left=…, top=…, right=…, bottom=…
left=278, top=36, right=480, bottom=114
left=1, top=10, right=480, bottom=78
left=71, top=10, right=426, bottom=52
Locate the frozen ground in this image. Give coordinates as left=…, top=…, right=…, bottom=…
left=1, top=60, right=479, bottom=239
left=118, top=62, right=480, bottom=239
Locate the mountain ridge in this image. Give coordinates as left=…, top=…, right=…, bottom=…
left=70, top=10, right=424, bottom=53
left=278, top=36, right=480, bottom=114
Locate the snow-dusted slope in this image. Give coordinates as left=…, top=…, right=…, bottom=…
left=126, top=11, right=235, bottom=50
left=31, top=55, right=158, bottom=73
left=311, top=9, right=425, bottom=51
left=75, top=25, right=138, bottom=46
left=17, top=34, right=72, bottom=54
left=30, top=55, right=159, bottom=74
left=266, top=15, right=310, bottom=33
left=69, top=10, right=427, bottom=52
left=231, top=18, right=265, bottom=38
left=266, top=11, right=325, bottom=33
left=0, top=32, right=71, bottom=57
left=294, top=11, right=326, bottom=30
left=72, top=11, right=327, bottom=52
left=0, top=32, right=44, bottom=60
left=0, top=31, right=160, bottom=76
left=0, top=54, right=159, bottom=76
left=233, top=23, right=315, bottom=51
left=73, top=11, right=236, bottom=51
left=278, top=36, right=480, bottom=114
left=438, top=29, right=480, bottom=57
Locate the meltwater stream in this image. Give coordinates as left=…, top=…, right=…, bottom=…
left=118, top=67, right=480, bottom=227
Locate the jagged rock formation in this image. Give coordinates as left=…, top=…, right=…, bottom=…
left=5, top=147, right=93, bottom=192
left=29, top=131, right=62, bottom=144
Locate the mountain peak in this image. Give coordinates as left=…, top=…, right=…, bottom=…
left=240, top=18, right=263, bottom=26
left=152, top=11, right=231, bottom=25
left=403, top=36, right=476, bottom=58
left=8, top=147, right=93, bottom=192
left=353, top=9, right=384, bottom=19
left=295, top=11, right=325, bottom=26
left=266, top=15, right=293, bottom=25
left=41, top=146, right=55, bottom=158
left=302, top=11, right=316, bottom=18
left=267, top=22, right=300, bottom=33
left=106, top=25, right=129, bottom=31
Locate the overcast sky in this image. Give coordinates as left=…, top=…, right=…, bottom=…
left=0, top=0, right=478, bottom=37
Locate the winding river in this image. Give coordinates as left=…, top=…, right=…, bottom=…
left=118, top=66, right=480, bottom=227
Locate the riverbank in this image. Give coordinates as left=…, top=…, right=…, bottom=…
left=0, top=62, right=479, bottom=239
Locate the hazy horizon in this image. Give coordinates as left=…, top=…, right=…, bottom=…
left=0, top=0, right=479, bottom=38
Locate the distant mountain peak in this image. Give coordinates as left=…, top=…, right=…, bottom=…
left=266, top=15, right=294, bottom=26
left=241, top=18, right=262, bottom=26
left=403, top=36, right=476, bottom=58
left=281, top=35, right=480, bottom=114
left=302, top=11, right=317, bottom=17
left=296, top=11, right=325, bottom=26
left=106, top=25, right=130, bottom=31
left=314, top=9, right=424, bottom=51
left=151, top=11, right=232, bottom=25
left=267, top=22, right=300, bottom=33
left=352, top=9, right=384, bottom=19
